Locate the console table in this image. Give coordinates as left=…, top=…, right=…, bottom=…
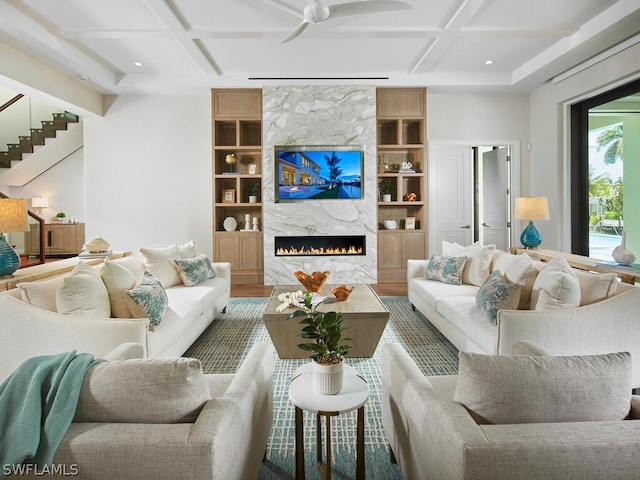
left=510, top=248, right=640, bottom=284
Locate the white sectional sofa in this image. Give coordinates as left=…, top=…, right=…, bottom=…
left=0, top=246, right=231, bottom=383
left=408, top=245, right=640, bottom=387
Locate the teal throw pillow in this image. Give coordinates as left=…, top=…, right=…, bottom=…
left=475, top=270, right=521, bottom=325
left=125, top=271, right=168, bottom=330
left=424, top=253, right=467, bottom=285
left=174, top=254, right=216, bottom=287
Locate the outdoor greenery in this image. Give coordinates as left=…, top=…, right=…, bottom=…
left=288, top=293, right=353, bottom=365
left=589, top=125, right=624, bottom=226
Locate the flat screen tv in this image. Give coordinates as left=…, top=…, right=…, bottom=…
left=275, top=145, right=363, bottom=201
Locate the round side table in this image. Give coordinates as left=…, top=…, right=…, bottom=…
left=289, top=363, right=369, bottom=480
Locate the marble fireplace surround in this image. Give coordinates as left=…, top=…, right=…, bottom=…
left=262, top=85, right=378, bottom=285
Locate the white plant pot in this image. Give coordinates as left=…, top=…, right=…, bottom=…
left=382, top=194, right=392, bottom=202
left=313, top=361, right=344, bottom=395
left=249, top=195, right=257, bottom=204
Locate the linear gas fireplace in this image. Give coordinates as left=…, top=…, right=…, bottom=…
left=275, top=235, right=366, bottom=257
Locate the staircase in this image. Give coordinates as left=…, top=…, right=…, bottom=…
left=0, top=111, right=79, bottom=169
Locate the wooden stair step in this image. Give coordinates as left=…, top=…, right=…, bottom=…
left=0, top=152, right=10, bottom=168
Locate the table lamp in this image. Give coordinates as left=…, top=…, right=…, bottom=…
left=31, top=196, right=49, bottom=216
left=514, top=197, right=549, bottom=249
left=0, top=198, right=30, bottom=278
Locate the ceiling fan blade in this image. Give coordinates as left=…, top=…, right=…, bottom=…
left=279, top=20, right=310, bottom=44
left=330, top=0, right=411, bottom=18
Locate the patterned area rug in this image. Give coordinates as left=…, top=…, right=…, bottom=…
left=184, top=296, right=459, bottom=480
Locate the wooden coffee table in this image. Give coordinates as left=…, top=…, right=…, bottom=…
left=263, top=284, right=390, bottom=358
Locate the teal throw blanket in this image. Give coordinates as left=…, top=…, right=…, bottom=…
left=0, top=351, right=102, bottom=477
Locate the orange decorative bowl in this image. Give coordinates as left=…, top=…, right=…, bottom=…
left=331, top=285, right=354, bottom=301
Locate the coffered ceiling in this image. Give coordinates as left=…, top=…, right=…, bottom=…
left=1, top=0, right=639, bottom=95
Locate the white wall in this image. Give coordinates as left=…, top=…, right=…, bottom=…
left=83, top=95, right=212, bottom=256
left=529, top=42, right=640, bottom=250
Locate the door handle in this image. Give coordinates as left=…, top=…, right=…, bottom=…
left=460, top=225, right=470, bottom=229
left=481, top=223, right=489, bottom=227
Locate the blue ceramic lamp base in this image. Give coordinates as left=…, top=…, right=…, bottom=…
left=0, top=236, right=21, bottom=278
left=520, top=220, right=542, bottom=249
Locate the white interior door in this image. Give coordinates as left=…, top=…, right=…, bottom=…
left=428, top=145, right=473, bottom=254
left=481, top=147, right=510, bottom=250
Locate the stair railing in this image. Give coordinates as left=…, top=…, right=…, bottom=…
left=0, top=94, right=24, bottom=114
left=0, top=191, right=45, bottom=268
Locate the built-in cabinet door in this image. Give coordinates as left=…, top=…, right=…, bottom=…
left=401, top=232, right=426, bottom=265
left=378, top=232, right=402, bottom=268
left=215, top=234, right=240, bottom=268
left=239, top=233, right=263, bottom=270
left=428, top=145, right=472, bottom=254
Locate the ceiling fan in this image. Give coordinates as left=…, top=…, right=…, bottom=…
left=264, top=0, right=412, bottom=44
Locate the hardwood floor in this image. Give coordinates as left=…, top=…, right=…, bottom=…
left=231, top=283, right=407, bottom=297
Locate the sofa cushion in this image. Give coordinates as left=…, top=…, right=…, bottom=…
left=100, top=259, right=137, bottom=318
left=174, top=254, right=216, bottom=287
left=410, top=277, right=480, bottom=310
left=493, top=253, right=539, bottom=309
left=475, top=271, right=521, bottom=325
left=530, top=256, right=581, bottom=310
left=435, top=297, right=498, bottom=353
left=442, top=241, right=495, bottom=286
left=74, top=357, right=211, bottom=423
left=16, top=276, right=64, bottom=312
left=140, top=245, right=181, bottom=288
left=56, top=262, right=111, bottom=317
left=425, top=253, right=467, bottom=285
left=125, top=271, right=168, bottom=330
left=454, top=351, right=632, bottom=425
left=574, top=270, right=618, bottom=306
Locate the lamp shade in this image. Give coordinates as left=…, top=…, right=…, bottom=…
left=31, top=197, right=49, bottom=209
left=514, top=197, right=549, bottom=221
left=0, top=198, right=30, bottom=233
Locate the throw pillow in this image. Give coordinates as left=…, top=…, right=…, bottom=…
left=425, top=253, right=467, bottom=286
left=74, top=357, right=211, bottom=424
left=454, top=351, right=632, bottom=425
left=100, top=259, right=137, bottom=318
left=16, top=276, right=65, bottom=312
left=530, top=256, right=581, bottom=310
left=154, top=240, right=196, bottom=259
left=174, top=254, right=216, bottom=287
left=125, top=271, right=168, bottom=330
left=56, top=262, right=111, bottom=317
left=475, top=270, right=521, bottom=325
left=140, top=245, right=181, bottom=288
left=494, top=253, right=539, bottom=309
left=442, top=241, right=495, bottom=286
left=574, top=270, right=618, bottom=306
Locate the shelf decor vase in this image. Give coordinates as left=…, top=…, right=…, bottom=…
left=312, top=361, right=344, bottom=395
left=612, top=232, right=636, bottom=266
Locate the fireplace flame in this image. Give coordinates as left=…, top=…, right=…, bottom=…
left=276, top=245, right=363, bottom=256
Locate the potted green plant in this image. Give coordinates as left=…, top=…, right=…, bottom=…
left=54, top=212, right=66, bottom=223
left=248, top=183, right=260, bottom=204
left=289, top=292, right=353, bottom=394
left=380, top=180, right=393, bottom=202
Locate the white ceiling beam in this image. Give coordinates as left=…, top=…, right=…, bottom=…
left=408, top=0, right=486, bottom=74
left=142, top=0, right=221, bottom=76
left=0, top=2, right=117, bottom=92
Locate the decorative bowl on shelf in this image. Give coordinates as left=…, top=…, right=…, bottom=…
left=383, top=220, right=397, bottom=230
left=223, top=216, right=238, bottom=231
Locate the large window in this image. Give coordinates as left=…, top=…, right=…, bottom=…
left=570, top=78, right=640, bottom=259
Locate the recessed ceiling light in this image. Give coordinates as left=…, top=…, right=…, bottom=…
left=134, top=61, right=143, bottom=67
left=485, top=60, right=494, bottom=65
left=78, top=75, right=89, bottom=81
